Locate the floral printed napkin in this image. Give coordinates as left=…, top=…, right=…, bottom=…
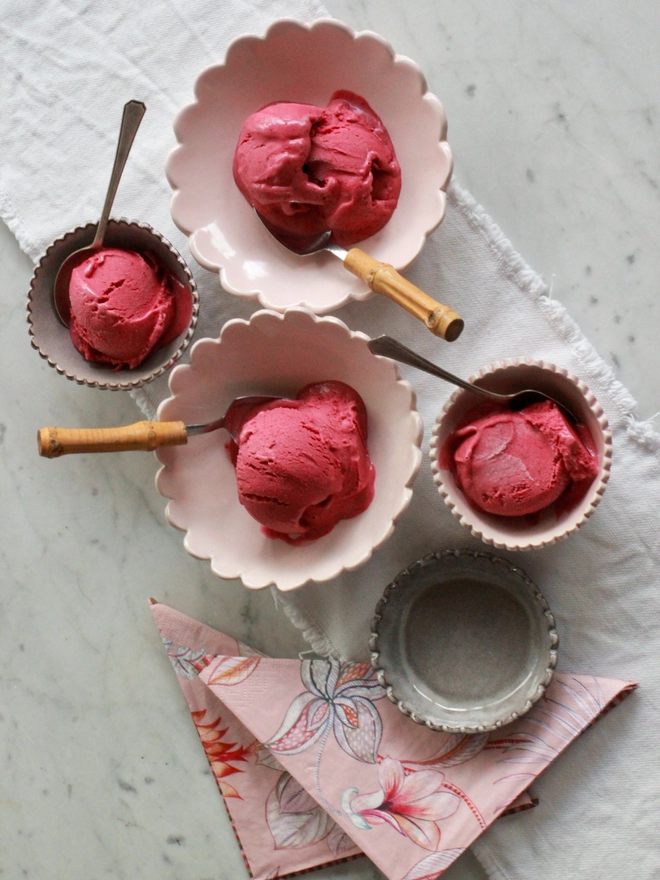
left=150, top=600, right=362, bottom=879
left=151, top=601, right=635, bottom=880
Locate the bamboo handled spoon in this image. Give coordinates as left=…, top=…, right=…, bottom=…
left=37, top=395, right=278, bottom=458
left=256, top=212, right=464, bottom=342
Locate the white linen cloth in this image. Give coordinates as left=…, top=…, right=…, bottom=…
left=2, top=2, right=658, bottom=879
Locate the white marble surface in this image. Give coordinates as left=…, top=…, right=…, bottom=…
left=1, top=1, right=658, bottom=879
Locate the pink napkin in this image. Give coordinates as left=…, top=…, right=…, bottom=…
left=150, top=600, right=362, bottom=878
left=151, top=601, right=635, bottom=880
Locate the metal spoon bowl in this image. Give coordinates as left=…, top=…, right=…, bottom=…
left=255, top=210, right=464, bottom=342
left=52, top=99, right=146, bottom=326
left=37, top=395, right=279, bottom=458
left=367, top=335, right=579, bottom=421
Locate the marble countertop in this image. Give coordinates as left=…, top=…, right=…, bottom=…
left=2, top=2, right=658, bottom=879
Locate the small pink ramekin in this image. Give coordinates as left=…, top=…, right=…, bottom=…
left=27, top=218, right=199, bottom=391
left=430, top=358, right=612, bottom=551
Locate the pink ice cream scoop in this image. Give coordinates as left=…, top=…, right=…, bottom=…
left=230, top=381, right=376, bottom=543
left=233, top=90, right=401, bottom=248
left=446, top=400, right=600, bottom=517
left=68, top=248, right=192, bottom=370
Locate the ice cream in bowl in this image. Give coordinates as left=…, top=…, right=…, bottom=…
left=166, top=18, right=453, bottom=315
left=154, top=308, right=423, bottom=591
left=233, top=89, right=403, bottom=249
left=27, top=218, right=199, bottom=390
left=231, top=86, right=461, bottom=339
left=430, top=359, right=612, bottom=551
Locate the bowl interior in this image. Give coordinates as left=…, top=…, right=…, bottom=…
left=373, top=552, right=557, bottom=731
left=167, top=19, right=451, bottom=311
left=156, top=309, right=422, bottom=591
left=28, top=219, right=198, bottom=390
left=432, top=362, right=611, bottom=546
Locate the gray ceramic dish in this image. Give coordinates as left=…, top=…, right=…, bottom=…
left=369, top=549, right=559, bottom=733
left=27, top=218, right=199, bottom=391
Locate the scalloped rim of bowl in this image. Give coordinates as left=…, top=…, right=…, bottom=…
left=26, top=218, right=199, bottom=391
left=165, top=17, right=453, bottom=313
left=154, top=307, right=423, bottom=591
left=369, top=549, right=559, bottom=733
left=429, top=358, right=612, bottom=551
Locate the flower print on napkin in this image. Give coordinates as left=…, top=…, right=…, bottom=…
left=191, top=708, right=258, bottom=799
left=343, top=755, right=461, bottom=849
left=200, top=652, right=636, bottom=880
left=152, top=603, right=530, bottom=880
left=152, top=602, right=635, bottom=880
left=266, top=658, right=386, bottom=763
left=150, top=602, right=362, bottom=880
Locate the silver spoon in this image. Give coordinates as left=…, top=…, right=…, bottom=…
left=52, top=100, right=147, bottom=327
left=37, top=395, right=279, bottom=458
left=255, top=210, right=464, bottom=342
left=368, top=335, right=577, bottom=419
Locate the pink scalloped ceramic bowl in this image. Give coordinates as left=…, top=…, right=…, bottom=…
left=430, top=359, right=612, bottom=551
left=165, top=18, right=452, bottom=313
left=155, top=308, right=423, bottom=591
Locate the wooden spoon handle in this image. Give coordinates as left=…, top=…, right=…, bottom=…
left=344, top=248, right=464, bottom=341
left=37, top=421, right=187, bottom=457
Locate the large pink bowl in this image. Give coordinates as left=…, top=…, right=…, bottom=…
left=155, top=308, right=423, bottom=591
left=165, top=18, right=452, bottom=313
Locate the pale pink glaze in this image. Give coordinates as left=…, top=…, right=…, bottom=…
left=444, top=400, right=600, bottom=517
left=230, top=381, right=375, bottom=544
left=69, top=248, right=192, bottom=369
left=233, top=90, right=401, bottom=248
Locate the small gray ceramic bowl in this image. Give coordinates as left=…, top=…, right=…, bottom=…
left=369, top=549, right=558, bottom=733
left=27, top=218, right=199, bottom=391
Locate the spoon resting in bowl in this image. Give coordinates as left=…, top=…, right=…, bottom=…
left=37, top=395, right=278, bottom=458
left=367, top=335, right=578, bottom=421
left=52, top=99, right=146, bottom=327
left=256, top=211, right=464, bottom=342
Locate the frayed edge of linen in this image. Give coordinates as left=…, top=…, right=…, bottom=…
left=130, top=387, right=157, bottom=421
left=0, top=188, right=40, bottom=262
left=271, top=586, right=343, bottom=660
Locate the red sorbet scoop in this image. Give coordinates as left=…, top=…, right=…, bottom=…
left=68, top=248, right=191, bottom=369
left=231, top=381, right=376, bottom=543
left=233, top=90, right=401, bottom=248
left=449, top=400, right=600, bottom=517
